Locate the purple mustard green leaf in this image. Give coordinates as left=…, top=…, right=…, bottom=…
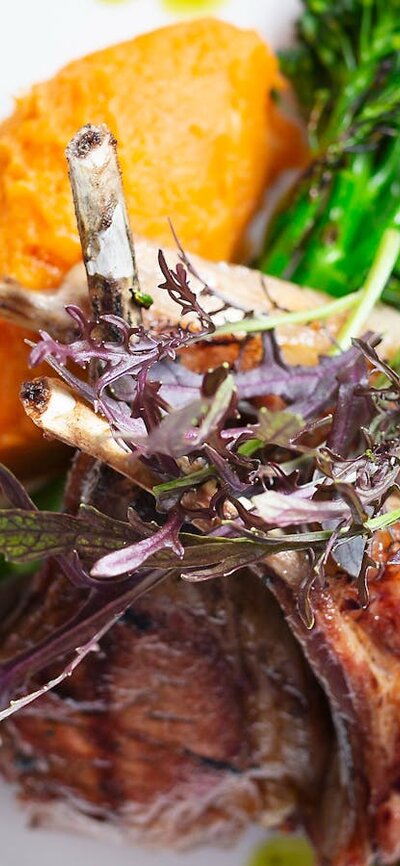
left=327, top=349, right=373, bottom=457
left=91, top=511, right=184, bottom=577
left=235, top=332, right=364, bottom=419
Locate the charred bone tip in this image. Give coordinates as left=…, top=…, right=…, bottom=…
left=66, top=124, right=117, bottom=163
left=66, top=123, right=140, bottom=324
left=20, top=378, right=51, bottom=417
left=20, top=376, right=155, bottom=491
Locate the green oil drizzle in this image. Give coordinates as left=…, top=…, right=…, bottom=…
left=248, top=836, right=315, bottom=866
left=162, top=0, right=223, bottom=12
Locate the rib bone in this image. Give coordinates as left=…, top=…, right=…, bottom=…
left=20, top=377, right=155, bottom=491
left=65, top=124, right=140, bottom=323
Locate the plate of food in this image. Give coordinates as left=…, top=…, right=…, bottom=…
left=0, top=2, right=399, bottom=866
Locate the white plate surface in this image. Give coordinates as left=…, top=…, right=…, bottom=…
left=0, top=2, right=301, bottom=864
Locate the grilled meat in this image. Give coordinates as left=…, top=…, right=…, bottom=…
left=0, top=456, right=331, bottom=847
left=3, top=124, right=400, bottom=866
left=266, top=532, right=400, bottom=865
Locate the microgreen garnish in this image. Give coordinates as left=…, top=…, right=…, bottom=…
left=0, top=244, right=399, bottom=721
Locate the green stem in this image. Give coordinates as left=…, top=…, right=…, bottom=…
left=153, top=465, right=215, bottom=496
left=334, top=228, right=400, bottom=352
left=231, top=506, right=400, bottom=548
left=220, top=229, right=399, bottom=345
left=212, top=291, right=358, bottom=338
left=367, top=506, right=400, bottom=532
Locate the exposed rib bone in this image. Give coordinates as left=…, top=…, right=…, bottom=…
left=20, top=126, right=154, bottom=489
left=65, top=123, right=140, bottom=324
left=20, top=377, right=155, bottom=491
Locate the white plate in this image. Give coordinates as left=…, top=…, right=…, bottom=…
left=0, top=2, right=301, bottom=864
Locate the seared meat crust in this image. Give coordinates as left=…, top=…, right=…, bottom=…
left=267, top=533, right=400, bottom=865
left=0, top=456, right=331, bottom=849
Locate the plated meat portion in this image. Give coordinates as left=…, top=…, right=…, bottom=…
left=5, top=462, right=400, bottom=866
left=0, top=457, right=331, bottom=848
left=4, top=470, right=400, bottom=866
left=266, top=532, right=400, bottom=865
left=2, top=122, right=400, bottom=866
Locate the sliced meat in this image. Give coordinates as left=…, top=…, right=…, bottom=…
left=0, top=456, right=332, bottom=849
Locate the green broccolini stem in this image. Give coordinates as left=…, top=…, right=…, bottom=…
left=334, top=228, right=400, bottom=351
left=259, top=0, right=400, bottom=309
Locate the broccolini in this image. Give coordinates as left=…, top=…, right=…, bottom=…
left=260, top=0, right=400, bottom=307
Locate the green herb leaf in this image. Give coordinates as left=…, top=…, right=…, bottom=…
left=0, top=508, right=134, bottom=564
left=240, top=407, right=305, bottom=456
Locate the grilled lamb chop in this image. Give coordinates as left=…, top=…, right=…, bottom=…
left=0, top=454, right=332, bottom=848
left=1, top=124, right=400, bottom=866
left=0, top=124, right=332, bottom=849
left=3, top=478, right=400, bottom=865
